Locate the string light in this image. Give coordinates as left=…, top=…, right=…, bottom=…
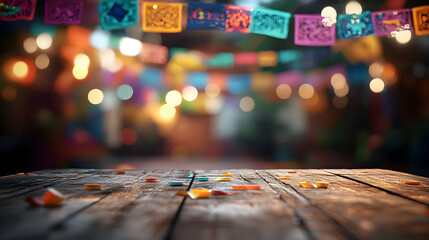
left=182, top=86, right=198, bottom=101
left=394, top=30, right=412, bottom=44
left=88, top=89, right=104, bottom=105
left=276, top=84, right=292, bottom=100
left=12, top=61, right=28, bottom=78
left=165, top=90, right=182, bottom=107
left=369, top=78, right=385, bottom=93
left=36, top=33, right=53, bottom=50
left=35, top=54, right=50, bottom=69
left=239, top=96, right=255, bottom=112
left=298, top=84, right=314, bottom=100
left=119, top=37, right=142, bottom=56
left=345, top=1, right=362, bottom=15
left=117, top=84, right=134, bottom=100
left=74, top=53, right=90, bottom=69
left=23, top=37, right=37, bottom=53
left=160, top=104, right=176, bottom=119
left=72, top=66, right=88, bottom=80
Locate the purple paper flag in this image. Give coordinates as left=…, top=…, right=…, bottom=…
left=294, top=14, right=336, bottom=46
left=44, top=0, right=83, bottom=24
left=371, top=9, right=412, bottom=36
left=0, top=0, right=37, bottom=21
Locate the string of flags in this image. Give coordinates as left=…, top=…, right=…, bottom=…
left=1, top=0, right=429, bottom=46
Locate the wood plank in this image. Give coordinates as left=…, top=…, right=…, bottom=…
left=170, top=169, right=310, bottom=240
left=263, top=169, right=429, bottom=239
left=44, top=169, right=193, bottom=240
left=327, top=169, right=429, bottom=205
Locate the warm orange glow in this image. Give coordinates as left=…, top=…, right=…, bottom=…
left=165, top=90, right=182, bottom=107
left=72, top=66, right=88, bottom=80
left=160, top=104, right=176, bottom=120
left=276, top=84, right=292, bottom=99
left=298, top=84, right=314, bottom=99
left=13, top=61, right=28, bottom=78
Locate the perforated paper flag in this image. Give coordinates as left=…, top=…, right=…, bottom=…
left=44, top=0, right=83, bottom=24
left=294, top=14, right=336, bottom=46
left=0, top=0, right=37, bottom=21
left=250, top=7, right=291, bottom=39
left=98, top=0, right=138, bottom=30
left=187, top=2, right=226, bottom=31
left=225, top=5, right=252, bottom=33
left=371, top=9, right=412, bottom=36
left=337, top=11, right=375, bottom=39
left=412, top=5, right=429, bottom=36
left=142, top=2, right=182, bottom=33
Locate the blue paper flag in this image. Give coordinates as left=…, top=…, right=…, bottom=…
left=250, top=7, right=291, bottom=39
left=227, top=74, right=251, bottom=95
left=187, top=2, right=226, bottom=31
left=98, top=0, right=138, bottom=30
left=139, top=67, right=163, bottom=88
left=188, top=72, right=208, bottom=90
left=337, top=11, right=375, bottom=39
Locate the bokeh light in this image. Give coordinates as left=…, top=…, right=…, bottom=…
left=205, top=96, right=223, bottom=114
left=88, top=89, right=104, bottom=105
left=90, top=29, right=110, bottom=50
left=117, top=84, right=134, bottom=100
left=165, top=90, right=182, bottom=107
left=239, top=96, right=255, bottom=112
left=160, top=104, right=176, bottom=120
left=369, top=62, right=384, bottom=78
left=74, top=53, right=90, bottom=69
left=23, top=37, right=37, bottom=53
left=331, top=73, right=347, bottom=89
left=36, top=33, right=53, bottom=50
left=35, top=54, right=50, bottom=69
left=298, top=84, right=315, bottom=100
left=321, top=6, right=337, bottom=26
left=72, top=66, right=88, bottom=80
left=1, top=86, right=17, bottom=101
left=182, top=86, right=198, bottom=101
left=13, top=61, right=28, bottom=78
left=395, top=30, right=412, bottom=44
left=119, top=37, right=142, bottom=56
left=276, top=84, right=292, bottom=100
left=120, top=128, right=138, bottom=145
left=333, top=96, right=348, bottom=109
left=334, top=84, right=349, bottom=97
left=369, top=78, right=385, bottom=93
left=345, top=1, right=362, bottom=15
left=205, top=83, right=220, bottom=98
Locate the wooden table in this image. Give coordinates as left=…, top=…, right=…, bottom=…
left=0, top=169, right=428, bottom=240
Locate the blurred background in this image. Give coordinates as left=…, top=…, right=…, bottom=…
left=1, top=0, right=428, bottom=176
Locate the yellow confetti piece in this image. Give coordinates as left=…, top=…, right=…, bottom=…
left=175, top=191, right=190, bottom=197
left=403, top=180, right=420, bottom=185
left=278, top=176, right=290, bottom=180
left=142, top=2, right=182, bottom=33
left=315, top=182, right=329, bottom=188
left=299, top=182, right=314, bottom=188
left=85, top=184, right=102, bottom=190
left=215, top=177, right=231, bottom=181
left=222, top=172, right=232, bottom=176
left=190, top=189, right=210, bottom=199
left=15, top=173, right=25, bottom=176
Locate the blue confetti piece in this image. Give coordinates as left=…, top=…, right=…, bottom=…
left=337, top=11, right=375, bottom=39
left=98, top=0, right=138, bottom=30
left=169, top=181, right=184, bottom=186
left=188, top=72, right=208, bottom=90
left=227, top=74, right=251, bottom=95
left=250, top=7, right=291, bottom=39
left=197, top=176, right=209, bottom=181
left=187, top=2, right=226, bottom=31
left=186, top=174, right=194, bottom=178
left=139, top=67, right=163, bottom=88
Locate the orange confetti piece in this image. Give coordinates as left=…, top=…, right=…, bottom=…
left=115, top=171, right=126, bottom=174
left=288, top=171, right=297, bottom=173
left=190, top=188, right=210, bottom=199
left=247, top=185, right=261, bottom=190
left=222, top=172, right=232, bottom=176
left=15, top=173, right=25, bottom=176
left=278, top=176, right=290, bottom=180
left=85, top=184, right=102, bottom=190
left=175, top=191, right=190, bottom=197
left=145, top=177, right=157, bottom=182
left=232, top=185, right=247, bottom=191
left=316, top=182, right=329, bottom=188
left=43, top=188, right=65, bottom=206
left=403, top=180, right=420, bottom=185
left=299, top=182, right=314, bottom=188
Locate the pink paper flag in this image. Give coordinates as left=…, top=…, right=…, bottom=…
left=371, top=9, right=412, bottom=36
left=294, top=14, right=336, bottom=46
left=0, top=0, right=37, bottom=21
left=44, top=0, right=83, bottom=24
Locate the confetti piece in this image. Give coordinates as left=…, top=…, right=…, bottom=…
left=403, top=180, right=420, bottom=185
left=185, top=174, right=194, bottom=178
left=85, top=184, right=102, bottom=190
left=44, top=188, right=65, bottom=206
left=16, top=173, right=25, bottom=176
left=288, top=171, right=297, bottom=173
left=278, top=177, right=290, bottom=180
left=232, top=185, right=247, bottom=191
left=0, top=174, right=18, bottom=179
left=175, top=191, right=190, bottom=197
left=247, top=185, right=261, bottom=190
left=316, top=182, right=329, bottom=188
left=197, top=176, right=209, bottom=181
left=210, top=190, right=236, bottom=196
left=215, top=177, right=231, bottom=181
left=169, top=181, right=184, bottom=186
left=115, top=171, right=126, bottom=174
left=89, top=169, right=97, bottom=172
left=25, top=196, right=45, bottom=206
left=299, top=182, right=315, bottom=188
left=222, top=172, right=232, bottom=176
left=145, top=178, right=157, bottom=182
left=26, top=173, right=38, bottom=176
left=190, top=189, right=210, bottom=199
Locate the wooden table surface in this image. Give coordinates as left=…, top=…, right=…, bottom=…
left=0, top=169, right=428, bottom=240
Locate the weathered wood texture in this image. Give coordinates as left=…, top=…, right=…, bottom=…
left=0, top=169, right=428, bottom=240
